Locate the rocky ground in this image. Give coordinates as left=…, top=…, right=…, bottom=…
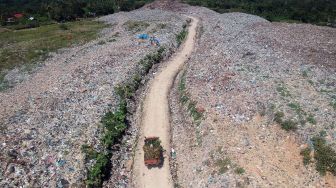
left=0, top=9, right=186, bottom=187
left=167, top=2, right=336, bottom=188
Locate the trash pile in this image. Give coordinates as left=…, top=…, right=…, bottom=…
left=169, top=3, right=336, bottom=188
left=137, top=33, right=160, bottom=47
left=0, top=8, right=186, bottom=187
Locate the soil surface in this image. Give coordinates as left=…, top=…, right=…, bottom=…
left=132, top=16, right=198, bottom=188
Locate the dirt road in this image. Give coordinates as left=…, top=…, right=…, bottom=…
left=133, top=16, right=198, bottom=188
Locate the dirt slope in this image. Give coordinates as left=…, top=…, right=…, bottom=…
left=132, top=16, right=198, bottom=188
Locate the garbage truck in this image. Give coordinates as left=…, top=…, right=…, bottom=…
left=143, top=137, right=163, bottom=166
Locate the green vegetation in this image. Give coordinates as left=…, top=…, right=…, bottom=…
left=124, top=20, right=149, bottom=32
left=87, top=153, right=109, bottom=187
left=300, top=147, right=312, bottom=165
left=234, top=167, right=245, bottom=175
left=311, top=136, right=336, bottom=175
left=276, top=85, right=291, bottom=97
left=83, top=47, right=166, bottom=187
left=306, top=114, right=317, bottom=124
left=331, top=96, right=336, bottom=110
left=215, top=158, right=231, bottom=174
left=308, top=80, right=314, bottom=85
left=273, top=111, right=297, bottom=131
left=288, top=102, right=302, bottom=114
left=184, top=0, right=336, bottom=27
left=81, top=144, right=99, bottom=160
left=178, top=70, right=204, bottom=145
left=0, top=20, right=106, bottom=73
left=280, top=120, right=298, bottom=131
left=302, top=70, right=308, bottom=77
left=1, top=0, right=154, bottom=26
left=176, top=24, right=188, bottom=47
left=274, top=111, right=284, bottom=124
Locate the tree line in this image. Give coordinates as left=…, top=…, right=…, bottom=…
left=185, top=0, right=336, bottom=27
left=0, top=0, right=153, bottom=25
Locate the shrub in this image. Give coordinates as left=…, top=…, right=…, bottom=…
left=330, top=97, right=336, bottom=110
left=235, top=167, right=245, bottom=174
left=300, top=147, right=312, bottom=165
left=276, top=85, right=290, bottom=97
left=215, top=158, right=231, bottom=174
left=280, top=120, right=298, bottom=131
left=274, top=111, right=284, bottom=124
left=59, top=23, right=69, bottom=30
left=288, top=102, right=302, bottom=114
left=273, top=111, right=297, bottom=131
left=306, top=114, right=316, bottom=124
left=176, top=23, right=188, bottom=47
left=311, top=136, right=336, bottom=175
left=86, top=153, right=109, bottom=187
left=81, top=144, right=99, bottom=160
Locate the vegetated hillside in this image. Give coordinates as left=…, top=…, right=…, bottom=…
left=0, top=20, right=107, bottom=90
left=168, top=3, right=336, bottom=188
left=0, top=8, right=186, bottom=187
left=184, top=0, right=336, bottom=27
left=0, top=0, right=154, bottom=24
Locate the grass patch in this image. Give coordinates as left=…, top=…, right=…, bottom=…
left=288, top=102, right=302, bottom=114
left=176, top=23, right=188, bottom=47
left=273, top=111, right=297, bottom=131
left=331, top=96, right=336, bottom=110
left=274, top=111, right=284, bottom=124
left=0, top=20, right=106, bottom=72
left=281, top=120, right=298, bottom=131
left=83, top=47, right=166, bottom=187
left=215, top=158, right=231, bottom=174
left=300, top=147, right=312, bottom=165
left=276, top=84, right=291, bottom=97
left=302, top=70, right=308, bottom=77
left=282, top=120, right=297, bottom=131
left=311, top=136, right=336, bottom=175
left=179, top=72, right=203, bottom=122
left=123, top=20, right=149, bottom=32
left=234, top=167, right=245, bottom=175
left=308, top=80, right=314, bottom=85
left=178, top=71, right=204, bottom=145
left=306, top=114, right=317, bottom=124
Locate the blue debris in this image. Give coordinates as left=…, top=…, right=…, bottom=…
left=56, top=159, right=66, bottom=167
left=137, top=34, right=149, bottom=40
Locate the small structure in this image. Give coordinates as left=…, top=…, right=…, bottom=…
left=14, top=13, right=24, bottom=19
left=6, top=17, right=15, bottom=23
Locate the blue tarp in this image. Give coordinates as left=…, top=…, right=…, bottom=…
left=137, top=34, right=149, bottom=39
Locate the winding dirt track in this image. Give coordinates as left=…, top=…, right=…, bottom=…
left=133, top=16, right=198, bottom=188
